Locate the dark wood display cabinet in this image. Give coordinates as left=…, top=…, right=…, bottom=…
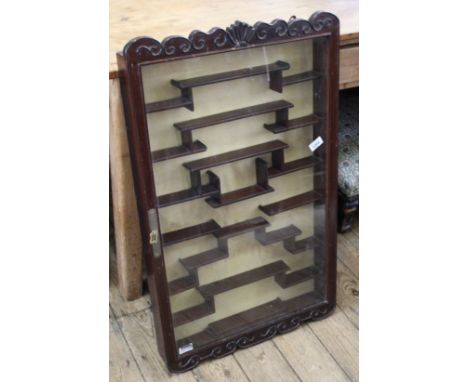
left=117, top=11, right=339, bottom=372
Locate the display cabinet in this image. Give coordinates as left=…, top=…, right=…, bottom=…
left=117, top=11, right=339, bottom=372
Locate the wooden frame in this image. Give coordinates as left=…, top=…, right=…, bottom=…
left=117, top=11, right=339, bottom=372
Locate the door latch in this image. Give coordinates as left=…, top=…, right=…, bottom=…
left=147, top=208, right=160, bottom=258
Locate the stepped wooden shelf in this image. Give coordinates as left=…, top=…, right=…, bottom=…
left=151, top=140, right=207, bottom=163
left=206, top=183, right=274, bottom=207
left=264, top=114, right=321, bottom=134
left=282, top=70, right=322, bottom=87
left=174, top=100, right=293, bottom=132
left=206, top=158, right=273, bottom=207
left=183, top=140, right=288, bottom=172
left=179, top=248, right=229, bottom=273
left=274, top=267, right=319, bottom=288
left=162, top=219, right=221, bottom=246
left=146, top=95, right=194, bottom=113
left=267, top=156, right=321, bottom=178
left=214, top=216, right=270, bottom=240
left=158, top=171, right=220, bottom=208
left=171, top=60, right=290, bottom=92
left=173, top=300, right=215, bottom=327
left=183, top=141, right=288, bottom=208
left=198, top=260, right=289, bottom=298
left=173, top=259, right=290, bottom=327
left=168, top=275, right=197, bottom=296
left=178, top=291, right=323, bottom=347
left=255, top=224, right=302, bottom=245
left=259, top=190, right=323, bottom=216
left=152, top=101, right=292, bottom=164
left=284, top=236, right=323, bottom=255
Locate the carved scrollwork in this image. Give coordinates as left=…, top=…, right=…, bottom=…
left=175, top=302, right=335, bottom=372
left=123, top=11, right=338, bottom=64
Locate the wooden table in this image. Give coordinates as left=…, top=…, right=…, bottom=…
left=109, top=0, right=359, bottom=300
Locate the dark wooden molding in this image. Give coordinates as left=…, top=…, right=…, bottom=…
left=121, top=13, right=339, bottom=64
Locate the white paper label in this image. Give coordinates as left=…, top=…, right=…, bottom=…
left=178, top=343, right=194, bottom=355
left=309, top=136, right=324, bottom=152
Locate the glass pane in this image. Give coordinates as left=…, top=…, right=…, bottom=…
left=141, top=38, right=327, bottom=355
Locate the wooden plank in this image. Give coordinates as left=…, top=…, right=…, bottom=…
left=284, top=236, right=322, bottom=255
left=336, top=260, right=359, bottom=328
left=151, top=140, right=207, bottom=163
left=214, top=217, right=270, bottom=239
left=109, top=315, right=146, bottom=382
left=337, top=233, right=359, bottom=278
left=162, top=219, right=221, bottom=246
left=192, top=355, right=250, bottom=382
left=173, top=300, right=215, bottom=327
left=180, top=248, right=229, bottom=272
left=264, top=114, right=320, bottom=134
left=146, top=96, right=193, bottom=113
left=255, top=224, right=302, bottom=245
left=109, top=0, right=359, bottom=74
left=206, top=184, right=274, bottom=208
left=168, top=275, right=197, bottom=296
left=339, top=46, right=359, bottom=90
left=109, top=276, right=151, bottom=318
left=198, top=261, right=289, bottom=297
left=184, top=140, right=288, bottom=172
left=233, top=340, right=301, bottom=382
left=158, top=184, right=218, bottom=208
left=259, top=191, right=322, bottom=216
left=274, top=267, right=319, bottom=288
left=118, top=310, right=198, bottom=381
left=267, top=156, right=321, bottom=178
left=283, top=70, right=322, bottom=86
left=172, top=60, right=290, bottom=89
left=308, top=307, right=359, bottom=382
left=273, top=325, right=351, bottom=382
left=174, top=101, right=293, bottom=132
left=109, top=79, right=143, bottom=301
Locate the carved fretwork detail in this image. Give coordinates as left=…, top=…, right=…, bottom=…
left=174, top=302, right=335, bottom=372
left=123, top=12, right=339, bottom=64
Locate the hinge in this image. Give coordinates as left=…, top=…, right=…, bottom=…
left=147, top=208, right=160, bottom=258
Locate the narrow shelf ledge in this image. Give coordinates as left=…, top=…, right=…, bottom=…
left=206, top=184, right=273, bottom=208
left=151, top=140, right=206, bottom=163
left=173, top=300, right=214, bottom=327
left=275, top=267, right=319, bottom=288
left=158, top=184, right=218, bottom=208
left=259, top=190, right=323, bottom=216
left=183, top=140, right=288, bottom=172
left=179, top=248, right=228, bottom=273
left=174, top=101, right=293, bottom=132
left=282, top=71, right=322, bottom=87
left=162, top=219, right=221, bottom=247
left=214, top=216, right=270, bottom=240
left=255, top=224, right=302, bottom=245
left=268, top=156, right=321, bottom=178
left=178, top=292, right=322, bottom=347
left=171, top=61, right=290, bottom=90
left=145, top=96, right=193, bottom=113
left=168, top=275, right=197, bottom=296
left=284, top=236, right=323, bottom=255
left=197, top=260, right=289, bottom=297
left=264, top=114, right=321, bottom=134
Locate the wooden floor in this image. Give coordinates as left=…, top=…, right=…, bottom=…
left=109, top=220, right=359, bottom=382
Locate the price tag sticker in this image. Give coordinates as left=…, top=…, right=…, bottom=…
left=309, top=136, right=324, bottom=152
left=178, top=343, right=194, bottom=355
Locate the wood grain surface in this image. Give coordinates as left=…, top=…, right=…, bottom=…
left=109, top=0, right=359, bottom=75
